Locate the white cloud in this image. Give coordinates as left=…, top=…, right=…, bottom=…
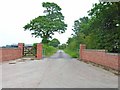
left=0, top=0, right=99, bottom=46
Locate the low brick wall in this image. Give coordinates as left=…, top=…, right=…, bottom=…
left=80, top=44, right=120, bottom=71
left=0, top=43, right=24, bottom=62
left=0, top=43, right=43, bottom=62
left=0, top=48, right=22, bottom=62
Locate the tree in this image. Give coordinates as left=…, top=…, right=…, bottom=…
left=49, top=38, right=60, bottom=47
left=88, top=2, right=120, bottom=52
left=24, top=2, right=67, bottom=44
left=59, top=44, right=67, bottom=49
left=66, top=2, right=120, bottom=53
left=72, top=17, right=89, bottom=36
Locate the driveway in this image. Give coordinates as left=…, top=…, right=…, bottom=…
left=1, top=50, right=118, bottom=88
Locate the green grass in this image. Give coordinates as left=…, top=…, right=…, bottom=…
left=64, top=49, right=79, bottom=58
left=43, top=44, right=58, bottom=57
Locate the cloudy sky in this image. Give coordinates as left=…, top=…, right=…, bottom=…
left=0, top=0, right=99, bottom=46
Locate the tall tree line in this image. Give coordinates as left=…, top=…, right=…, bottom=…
left=67, top=2, right=120, bottom=53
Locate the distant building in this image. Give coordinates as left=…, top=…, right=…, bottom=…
left=2, top=44, right=18, bottom=48
left=1, top=44, right=33, bottom=48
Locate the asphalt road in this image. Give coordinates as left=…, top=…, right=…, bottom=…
left=1, top=50, right=118, bottom=88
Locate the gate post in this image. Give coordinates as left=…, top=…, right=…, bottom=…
left=18, top=43, right=24, bottom=57
left=80, top=44, right=86, bottom=60
left=37, top=43, right=42, bottom=59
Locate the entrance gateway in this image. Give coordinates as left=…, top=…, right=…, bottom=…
left=18, top=43, right=43, bottom=59
left=24, top=44, right=36, bottom=57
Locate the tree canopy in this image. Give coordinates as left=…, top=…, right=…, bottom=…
left=49, top=38, right=60, bottom=47
left=66, top=2, right=120, bottom=55
left=24, top=2, right=67, bottom=44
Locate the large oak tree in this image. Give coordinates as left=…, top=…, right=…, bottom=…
left=24, top=2, right=67, bottom=44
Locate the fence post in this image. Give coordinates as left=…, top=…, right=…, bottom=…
left=37, top=43, right=42, bottom=59
left=18, top=43, right=24, bottom=57
left=80, top=44, right=86, bottom=60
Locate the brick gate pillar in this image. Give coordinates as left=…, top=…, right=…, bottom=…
left=18, top=43, right=24, bottom=57
left=80, top=44, right=86, bottom=60
left=37, top=43, right=42, bottom=59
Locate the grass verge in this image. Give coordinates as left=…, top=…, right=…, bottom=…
left=43, top=44, right=58, bottom=57
left=64, top=49, right=79, bottom=58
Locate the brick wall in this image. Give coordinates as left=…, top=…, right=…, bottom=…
left=0, top=43, right=43, bottom=62
left=80, top=44, right=120, bottom=71
left=0, top=43, right=24, bottom=62
left=0, top=48, right=22, bottom=62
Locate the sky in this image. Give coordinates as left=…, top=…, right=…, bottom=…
left=0, top=0, right=99, bottom=46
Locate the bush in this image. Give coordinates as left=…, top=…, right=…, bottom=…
left=32, top=43, right=37, bottom=56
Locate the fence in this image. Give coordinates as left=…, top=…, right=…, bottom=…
left=80, top=44, right=120, bottom=71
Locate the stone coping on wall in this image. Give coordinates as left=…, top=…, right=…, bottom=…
left=106, top=52, right=119, bottom=56
left=84, top=49, right=106, bottom=52
left=84, top=49, right=119, bottom=56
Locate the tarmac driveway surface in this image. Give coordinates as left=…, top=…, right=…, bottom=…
left=1, top=50, right=118, bottom=88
